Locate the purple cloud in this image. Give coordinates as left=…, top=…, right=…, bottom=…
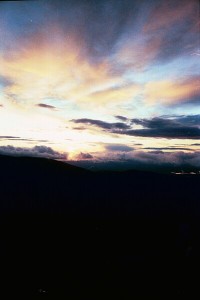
left=0, top=145, right=67, bottom=159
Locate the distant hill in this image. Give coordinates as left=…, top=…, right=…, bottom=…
left=0, top=154, right=199, bottom=217
left=69, top=158, right=200, bottom=174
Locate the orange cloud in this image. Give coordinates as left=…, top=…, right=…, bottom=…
left=144, top=77, right=199, bottom=105
left=0, top=25, right=127, bottom=109
left=81, top=83, right=140, bottom=106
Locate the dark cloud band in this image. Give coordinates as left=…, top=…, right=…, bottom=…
left=72, top=115, right=200, bottom=139
left=72, top=118, right=131, bottom=130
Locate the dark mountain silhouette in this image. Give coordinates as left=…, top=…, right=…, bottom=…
left=0, top=154, right=200, bottom=299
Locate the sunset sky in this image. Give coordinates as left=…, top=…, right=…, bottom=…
left=0, top=0, right=200, bottom=168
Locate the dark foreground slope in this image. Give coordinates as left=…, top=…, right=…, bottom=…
left=0, top=154, right=200, bottom=299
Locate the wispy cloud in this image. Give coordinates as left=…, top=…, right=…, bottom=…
left=0, top=136, right=21, bottom=139
left=0, top=0, right=199, bottom=158
left=144, top=76, right=200, bottom=105
left=143, top=147, right=193, bottom=151
left=0, top=75, right=13, bottom=87
left=0, top=136, right=49, bottom=142
left=82, top=83, right=140, bottom=106
left=105, top=144, right=134, bottom=152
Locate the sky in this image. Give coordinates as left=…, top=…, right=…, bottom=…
left=0, top=0, right=200, bottom=170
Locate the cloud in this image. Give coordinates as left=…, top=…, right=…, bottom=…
left=0, top=75, right=13, bottom=87
left=118, top=127, right=200, bottom=139
left=83, top=83, right=140, bottom=105
left=72, top=126, right=86, bottom=131
left=108, top=150, right=200, bottom=169
left=143, top=0, right=196, bottom=32
left=0, top=136, right=36, bottom=142
left=131, top=115, right=200, bottom=128
left=114, top=0, right=198, bottom=74
left=50, top=0, right=144, bottom=62
left=36, top=103, right=57, bottom=110
left=0, top=136, right=49, bottom=142
left=115, top=115, right=129, bottom=122
left=130, top=150, right=200, bottom=168
left=117, top=115, right=200, bottom=139
left=115, top=33, right=162, bottom=71
left=0, top=31, right=124, bottom=110
left=0, top=145, right=67, bottom=159
left=0, top=0, right=199, bottom=154
left=105, top=144, right=134, bottom=152
left=143, top=0, right=198, bottom=62
left=144, top=77, right=200, bottom=105
left=73, top=115, right=200, bottom=139
left=1, top=0, right=137, bottom=106
left=122, top=115, right=200, bottom=139
left=0, top=0, right=198, bottom=113
left=74, top=150, right=200, bottom=172
left=75, top=152, right=93, bottom=160
left=72, top=118, right=131, bottom=130
left=175, top=115, right=200, bottom=126
left=143, top=147, right=193, bottom=151
left=0, top=135, right=20, bottom=139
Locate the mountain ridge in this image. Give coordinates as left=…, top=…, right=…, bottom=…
left=0, top=153, right=200, bottom=298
